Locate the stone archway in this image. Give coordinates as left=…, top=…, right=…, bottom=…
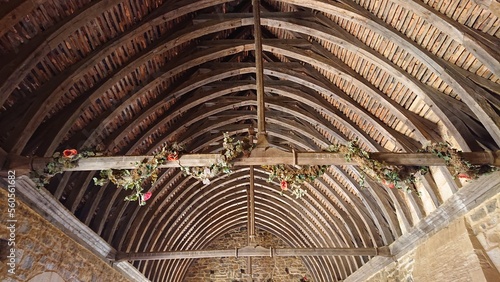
left=28, top=272, right=66, bottom=282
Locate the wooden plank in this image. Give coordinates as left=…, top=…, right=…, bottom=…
left=116, top=246, right=389, bottom=261
left=9, top=150, right=499, bottom=172
left=248, top=166, right=256, bottom=245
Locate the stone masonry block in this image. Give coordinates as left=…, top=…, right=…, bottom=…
left=470, top=207, right=487, bottom=222
left=486, top=248, right=500, bottom=273
left=485, top=199, right=498, bottom=214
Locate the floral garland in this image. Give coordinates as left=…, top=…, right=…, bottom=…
left=93, top=143, right=184, bottom=206
left=179, top=133, right=253, bottom=184
left=333, top=140, right=427, bottom=193
left=335, top=141, right=499, bottom=192
left=419, top=142, right=498, bottom=179
left=31, top=149, right=100, bottom=189
left=261, top=140, right=498, bottom=197
left=262, top=164, right=327, bottom=198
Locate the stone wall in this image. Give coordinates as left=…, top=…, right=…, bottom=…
left=466, top=192, right=500, bottom=272
left=362, top=250, right=415, bottom=282
left=412, top=217, right=499, bottom=281
left=0, top=188, right=130, bottom=282
left=365, top=191, right=500, bottom=282
left=183, top=227, right=311, bottom=282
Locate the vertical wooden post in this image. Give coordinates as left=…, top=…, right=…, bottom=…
left=252, top=0, right=266, bottom=139
left=247, top=165, right=256, bottom=281
left=248, top=166, right=256, bottom=245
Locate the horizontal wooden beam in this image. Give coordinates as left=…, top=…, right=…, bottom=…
left=115, top=246, right=390, bottom=261
left=5, top=150, right=500, bottom=173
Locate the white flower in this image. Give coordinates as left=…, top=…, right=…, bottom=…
left=202, top=178, right=211, bottom=185
left=204, top=167, right=211, bottom=175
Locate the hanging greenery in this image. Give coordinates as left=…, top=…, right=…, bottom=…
left=262, top=164, right=328, bottom=199
left=419, top=142, right=498, bottom=179
left=31, top=136, right=497, bottom=204
left=31, top=149, right=101, bottom=189
left=334, top=140, right=428, bottom=193
left=262, top=140, right=498, bottom=197
left=93, top=143, right=184, bottom=206
left=179, top=133, right=253, bottom=184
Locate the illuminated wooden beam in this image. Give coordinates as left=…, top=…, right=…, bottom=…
left=5, top=150, right=500, bottom=173
left=115, top=246, right=391, bottom=261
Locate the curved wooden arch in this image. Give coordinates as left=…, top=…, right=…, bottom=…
left=20, top=14, right=488, bottom=155
left=69, top=26, right=430, bottom=153
left=122, top=81, right=399, bottom=155
left=120, top=134, right=386, bottom=253
left=122, top=96, right=374, bottom=152
left=118, top=131, right=326, bottom=251
left=7, top=18, right=253, bottom=154
left=0, top=0, right=128, bottom=101
left=278, top=0, right=500, bottom=145
left=143, top=181, right=350, bottom=280
left=0, top=0, right=234, bottom=106
left=1, top=2, right=498, bottom=281
left=344, top=0, right=500, bottom=77
left=121, top=142, right=386, bottom=254
left=47, top=18, right=484, bottom=161
left=170, top=187, right=370, bottom=280
left=328, top=165, right=402, bottom=239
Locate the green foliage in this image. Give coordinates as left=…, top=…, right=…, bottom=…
left=339, top=139, right=428, bottom=193
left=180, top=133, right=253, bottom=184
left=30, top=150, right=100, bottom=189
left=262, top=164, right=327, bottom=199
left=419, top=142, right=498, bottom=179
left=262, top=140, right=495, bottom=197
left=93, top=143, right=184, bottom=206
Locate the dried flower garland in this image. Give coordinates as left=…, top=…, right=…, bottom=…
left=332, top=140, right=428, bottom=193
left=262, top=140, right=497, bottom=197
left=180, top=133, right=252, bottom=184
left=31, top=149, right=100, bottom=189
left=419, top=142, right=497, bottom=179
left=93, top=143, right=184, bottom=206
left=262, top=164, right=327, bottom=198
left=337, top=141, right=498, bottom=192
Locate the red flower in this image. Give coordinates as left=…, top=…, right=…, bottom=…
left=63, top=149, right=78, bottom=158
left=458, top=173, right=472, bottom=179
left=280, top=180, right=288, bottom=191
left=167, top=152, right=179, bottom=161
left=382, top=179, right=395, bottom=189
left=143, top=191, right=152, bottom=201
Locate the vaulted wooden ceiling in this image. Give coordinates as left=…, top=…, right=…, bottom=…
left=0, top=0, right=499, bottom=281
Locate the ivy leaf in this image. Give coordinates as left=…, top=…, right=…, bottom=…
left=93, top=177, right=107, bottom=186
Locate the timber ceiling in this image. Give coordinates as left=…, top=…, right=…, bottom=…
left=1, top=0, right=499, bottom=281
